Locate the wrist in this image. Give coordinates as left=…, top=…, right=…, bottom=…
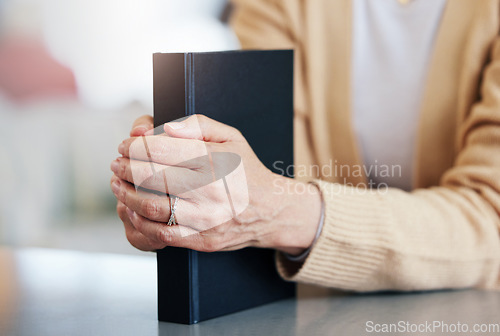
left=268, top=176, right=322, bottom=255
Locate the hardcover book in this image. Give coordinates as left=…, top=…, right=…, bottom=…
left=153, top=50, right=295, bottom=324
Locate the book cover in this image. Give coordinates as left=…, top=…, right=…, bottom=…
left=153, top=50, right=295, bottom=324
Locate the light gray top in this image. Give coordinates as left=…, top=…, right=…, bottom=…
left=1, top=248, right=499, bottom=336
left=352, top=0, right=447, bottom=191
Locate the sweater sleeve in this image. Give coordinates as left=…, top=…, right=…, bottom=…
left=232, top=0, right=500, bottom=291
left=275, top=35, right=500, bottom=292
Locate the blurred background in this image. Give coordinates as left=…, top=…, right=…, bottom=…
left=0, top=0, right=238, bottom=254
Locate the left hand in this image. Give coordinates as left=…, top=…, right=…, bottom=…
left=110, top=115, right=321, bottom=254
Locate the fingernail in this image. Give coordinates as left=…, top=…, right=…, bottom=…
left=111, top=180, right=120, bottom=194
left=126, top=207, right=134, bottom=218
left=132, top=126, right=148, bottom=134
left=118, top=142, right=125, bottom=154
left=144, top=129, right=154, bottom=136
left=167, top=122, right=185, bottom=130
left=110, top=160, right=119, bottom=173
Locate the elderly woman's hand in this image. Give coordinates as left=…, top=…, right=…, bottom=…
left=110, top=115, right=321, bottom=255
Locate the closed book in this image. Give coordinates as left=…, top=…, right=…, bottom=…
left=153, top=50, right=295, bottom=324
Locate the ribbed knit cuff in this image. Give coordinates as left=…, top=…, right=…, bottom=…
left=276, top=179, right=394, bottom=291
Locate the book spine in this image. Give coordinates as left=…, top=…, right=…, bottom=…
left=154, top=53, right=199, bottom=324
left=188, top=250, right=200, bottom=323
left=184, top=53, right=195, bottom=116
left=152, top=53, right=186, bottom=127
left=184, top=53, right=200, bottom=322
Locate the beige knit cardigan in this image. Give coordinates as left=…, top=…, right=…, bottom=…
left=231, top=0, right=500, bottom=291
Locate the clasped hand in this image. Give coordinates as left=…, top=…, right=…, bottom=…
left=110, top=114, right=321, bottom=255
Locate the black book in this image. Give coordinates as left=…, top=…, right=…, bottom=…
left=153, top=50, right=295, bottom=324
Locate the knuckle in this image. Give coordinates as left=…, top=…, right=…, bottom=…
left=141, top=198, right=161, bottom=220
left=151, top=140, right=170, bottom=159
left=120, top=162, right=127, bottom=178
left=197, top=114, right=209, bottom=123
left=230, top=127, right=242, bottom=139
left=129, top=139, right=143, bottom=157
left=157, top=228, right=171, bottom=244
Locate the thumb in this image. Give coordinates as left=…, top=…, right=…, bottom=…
left=163, top=114, right=242, bottom=143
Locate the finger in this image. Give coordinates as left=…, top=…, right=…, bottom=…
left=126, top=209, right=203, bottom=247
left=116, top=200, right=165, bottom=251
left=111, top=157, right=206, bottom=195
left=112, top=174, right=233, bottom=233
left=119, top=135, right=208, bottom=167
left=130, top=115, right=154, bottom=137
left=111, top=175, right=199, bottom=223
left=112, top=176, right=171, bottom=222
left=127, top=209, right=232, bottom=252
left=164, top=114, right=243, bottom=143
